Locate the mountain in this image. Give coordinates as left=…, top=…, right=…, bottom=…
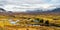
left=0, top=8, right=6, bottom=12
left=24, top=8, right=60, bottom=15
left=26, top=10, right=43, bottom=13
left=27, top=8, right=60, bottom=13
left=0, top=7, right=60, bottom=15
left=51, top=8, right=60, bottom=12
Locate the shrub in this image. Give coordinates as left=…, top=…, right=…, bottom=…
left=39, top=19, right=44, bottom=23
left=45, top=20, right=49, bottom=26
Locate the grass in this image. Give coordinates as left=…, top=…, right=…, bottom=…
left=0, top=14, right=60, bottom=30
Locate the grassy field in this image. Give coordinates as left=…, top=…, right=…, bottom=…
left=0, top=13, right=60, bottom=30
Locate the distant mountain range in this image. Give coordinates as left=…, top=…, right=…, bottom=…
left=0, top=8, right=60, bottom=13
left=51, top=8, right=60, bottom=12
left=26, top=10, right=43, bottom=13
left=0, top=8, right=6, bottom=12
left=26, top=8, right=60, bottom=13
left=0, top=8, right=13, bottom=13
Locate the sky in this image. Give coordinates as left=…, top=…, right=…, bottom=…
left=0, top=0, right=60, bottom=12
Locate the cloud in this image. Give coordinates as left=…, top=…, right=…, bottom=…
left=0, top=0, right=60, bottom=5
left=0, top=0, right=60, bottom=12
left=4, top=0, right=47, bottom=4
left=51, top=0, right=60, bottom=3
left=3, top=4, right=57, bottom=12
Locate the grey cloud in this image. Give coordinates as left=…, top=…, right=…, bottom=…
left=0, top=0, right=60, bottom=12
